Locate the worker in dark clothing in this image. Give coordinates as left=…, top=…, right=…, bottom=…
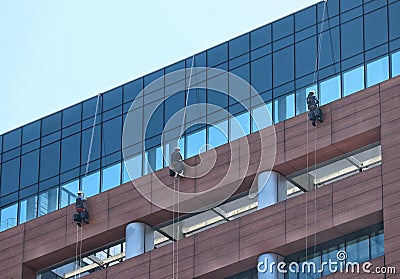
left=170, top=146, right=184, bottom=177
left=307, top=91, right=323, bottom=126
left=75, top=190, right=89, bottom=226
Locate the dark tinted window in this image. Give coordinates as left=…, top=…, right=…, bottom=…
left=62, top=104, right=81, bottom=128
left=1, top=158, right=20, bottom=196
left=229, top=34, right=250, bottom=59
left=82, top=96, right=102, bottom=120
left=39, top=141, right=60, bottom=181
left=207, top=89, right=228, bottom=109
left=20, top=150, right=39, bottom=188
left=102, top=117, right=122, bottom=156
left=389, top=2, right=400, bottom=40
left=295, top=6, right=316, bottom=31
left=364, top=8, right=388, bottom=50
left=340, top=0, right=362, bottom=12
left=273, top=15, right=294, bottom=40
left=273, top=46, right=294, bottom=87
left=320, top=27, right=341, bottom=68
left=103, top=87, right=122, bottom=111
left=295, top=36, right=317, bottom=78
left=144, top=102, right=164, bottom=140
left=81, top=125, right=101, bottom=163
left=3, top=129, right=21, bottom=152
left=144, top=69, right=164, bottom=88
left=251, top=25, right=271, bottom=50
left=164, top=91, right=185, bottom=126
left=319, top=0, right=339, bottom=21
left=231, top=63, right=250, bottom=84
left=251, top=55, right=272, bottom=93
left=61, top=133, right=81, bottom=172
left=123, top=78, right=143, bottom=103
left=42, top=112, right=61, bottom=136
left=207, top=43, right=228, bottom=66
left=341, top=18, right=364, bottom=59
left=22, top=121, right=40, bottom=143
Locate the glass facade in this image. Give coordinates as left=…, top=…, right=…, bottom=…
left=1, top=0, right=400, bottom=231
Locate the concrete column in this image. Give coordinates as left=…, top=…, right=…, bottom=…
left=257, top=253, right=285, bottom=279
left=125, top=222, right=154, bottom=259
left=257, top=171, right=287, bottom=209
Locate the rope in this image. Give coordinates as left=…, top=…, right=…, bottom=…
left=305, top=0, right=328, bottom=270
left=172, top=177, right=176, bottom=278
left=179, top=55, right=195, bottom=147
left=78, top=224, right=83, bottom=278
left=74, top=224, right=79, bottom=279
left=83, top=93, right=101, bottom=187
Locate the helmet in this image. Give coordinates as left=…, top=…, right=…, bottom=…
left=308, top=91, right=315, bottom=95
left=175, top=146, right=181, bottom=150
left=77, top=190, right=83, bottom=195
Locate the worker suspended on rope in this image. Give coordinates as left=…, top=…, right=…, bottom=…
left=307, top=91, right=323, bottom=127
left=74, top=190, right=89, bottom=226
left=169, top=146, right=184, bottom=177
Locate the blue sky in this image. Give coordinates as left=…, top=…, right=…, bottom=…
left=0, top=0, right=319, bottom=135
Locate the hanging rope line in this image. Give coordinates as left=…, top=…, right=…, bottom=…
left=305, top=0, right=329, bottom=271
left=84, top=93, right=101, bottom=183
left=74, top=92, right=101, bottom=278
left=179, top=55, right=196, bottom=146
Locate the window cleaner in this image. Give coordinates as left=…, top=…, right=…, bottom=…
left=169, top=146, right=184, bottom=177
left=74, top=190, right=89, bottom=226
left=307, top=91, right=323, bottom=126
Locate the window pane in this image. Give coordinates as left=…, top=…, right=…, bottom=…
left=343, top=65, right=365, bottom=96
left=366, top=56, right=389, bottom=86
left=389, top=2, right=400, bottom=40
left=320, top=27, right=340, bottom=68
left=20, top=150, right=39, bottom=188
left=296, top=85, right=317, bottom=115
left=370, top=231, right=384, bottom=258
left=186, top=129, right=206, bottom=158
left=0, top=203, right=18, bottom=231
left=208, top=120, right=228, bottom=149
left=274, top=93, right=295, bottom=123
left=23, top=121, right=41, bottom=144
left=145, top=146, right=163, bottom=173
left=102, top=116, right=122, bottom=155
left=321, top=244, right=344, bottom=276
left=295, top=36, right=317, bottom=78
left=392, top=51, right=400, bottom=77
left=60, top=180, right=78, bottom=208
left=207, top=43, right=228, bottom=66
left=19, top=195, right=37, bottom=224
left=230, top=112, right=250, bottom=141
left=42, top=112, right=61, bottom=136
left=364, top=8, right=388, bottom=50
left=103, top=87, right=122, bottom=111
left=81, top=125, right=101, bottom=163
left=81, top=171, right=100, bottom=198
left=251, top=55, right=272, bottom=93
left=251, top=103, right=272, bottom=132
left=38, top=187, right=59, bottom=217
left=320, top=75, right=341, bottom=105
left=61, top=133, right=81, bottom=173
left=273, top=46, right=294, bottom=87
left=273, top=15, right=293, bottom=40
left=123, top=154, right=142, bottom=183
left=1, top=157, right=20, bottom=196
left=341, top=18, right=364, bottom=60
left=346, top=235, right=369, bottom=263
left=102, top=163, right=121, bottom=192
left=250, top=24, right=271, bottom=50
left=3, top=128, right=21, bottom=152
left=40, top=141, right=60, bottom=181
left=62, top=104, right=81, bottom=128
